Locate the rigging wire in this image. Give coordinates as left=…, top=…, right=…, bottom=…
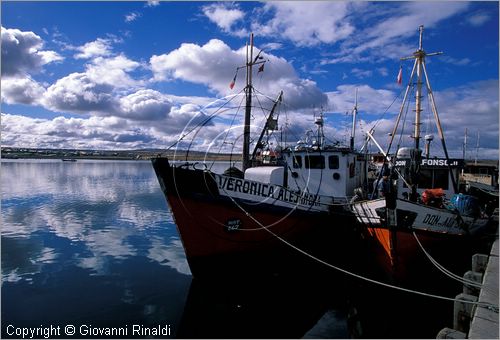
left=396, top=84, right=414, bottom=152
left=167, top=89, right=245, bottom=155
left=209, top=93, right=247, bottom=170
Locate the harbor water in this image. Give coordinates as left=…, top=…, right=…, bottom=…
left=1, top=159, right=489, bottom=338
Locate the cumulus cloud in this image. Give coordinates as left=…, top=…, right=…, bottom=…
left=42, top=72, right=117, bottom=114
left=1, top=77, right=45, bottom=105
left=41, top=54, right=142, bottom=115
left=74, top=38, right=113, bottom=59
left=202, top=3, right=246, bottom=37
left=1, top=26, right=63, bottom=77
left=1, top=113, right=153, bottom=149
left=150, top=39, right=327, bottom=109
left=85, top=54, right=141, bottom=87
left=119, top=89, right=172, bottom=121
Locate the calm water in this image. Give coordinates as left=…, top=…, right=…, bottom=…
left=1, top=159, right=352, bottom=339
left=2, top=159, right=477, bottom=338
left=2, top=160, right=193, bottom=338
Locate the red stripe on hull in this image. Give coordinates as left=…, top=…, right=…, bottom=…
left=167, top=194, right=328, bottom=259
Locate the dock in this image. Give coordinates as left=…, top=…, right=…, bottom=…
left=468, top=238, right=499, bottom=339
left=437, top=234, right=499, bottom=339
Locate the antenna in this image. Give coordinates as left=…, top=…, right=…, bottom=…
left=463, top=128, right=467, bottom=160
left=350, top=88, right=358, bottom=150
left=475, top=131, right=480, bottom=165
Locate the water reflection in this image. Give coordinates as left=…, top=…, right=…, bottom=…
left=2, top=159, right=191, bottom=336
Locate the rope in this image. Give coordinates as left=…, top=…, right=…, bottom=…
left=220, top=186, right=498, bottom=311
left=412, top=231, right=483, bottom=288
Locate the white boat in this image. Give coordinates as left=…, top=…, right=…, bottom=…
left=350, top=26, right=496, bottom=279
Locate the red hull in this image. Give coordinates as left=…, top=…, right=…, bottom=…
left=167, top=193, right=329, bottom=259
left=151, top=157, right=342, bottom=276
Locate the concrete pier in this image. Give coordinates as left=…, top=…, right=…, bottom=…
left=438, top=237, right=499, bottom=339
left=468, top=238, right=499, bottom=339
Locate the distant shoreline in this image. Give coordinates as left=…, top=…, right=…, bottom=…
left=1, top=147, right=240, bottom=162
left=1, top=147, right=498, bottom=164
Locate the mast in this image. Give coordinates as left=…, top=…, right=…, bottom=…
left=414, top=25, right=424, bottom=151
left=401, top=25, right=442, bottom=150
left=242, top=34, right=254, bottom=171
left=241, top=33, right=267, bottom=171
left=350, top=88, right=358, bottom=150
left=400, top=25, right=462, bottom=198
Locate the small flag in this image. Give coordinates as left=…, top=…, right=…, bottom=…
left=397, top=66, right=402, bottom=85
left=258, top=63, right=265, bottom=73
left=229, top=73, right=237, bottom=89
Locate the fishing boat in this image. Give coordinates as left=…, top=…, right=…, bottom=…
left=350, top=26, right=496, bottom=280
left=152, top=34, right=366, bottom=276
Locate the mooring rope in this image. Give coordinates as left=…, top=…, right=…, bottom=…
left=220, top=188, right=498, bottom=311
left=412, top=231, right=483, bottom=288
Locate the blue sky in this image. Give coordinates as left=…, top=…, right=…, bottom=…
left=1, top=1, right=498, bottom=158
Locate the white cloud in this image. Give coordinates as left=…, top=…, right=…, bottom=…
left=322, top=2, right=470, bottom=64
left=202, top=3, right=246, bottom=36
left=150, top=39, right=327, bottom=109
left=74, top=38, right=113, bottom=59
left=467, top=12, right=491, bottom=27
left=351, top=68, right=373, bottom=79
left=125, top=12, right=141, bottom=23
left=1, top=77, right=45, bottom=105
left=85, top=54, right=141, bottom=87
left=41, top=55, right=141, bottom=114
left=1, top=26, right=63, bottom=77
left=326, top=84, right=396, bottom=115
left=145, top=0, right=160, bottom=7
left=251, top=2, right=355, bottom=47
left=42, top=72, right=116, bottom=114
left=441, top=56, right=471, bottom=66
left=119, top=89, right=172, bottom=121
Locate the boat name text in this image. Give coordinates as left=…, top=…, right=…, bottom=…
left=395, top=158, right=462, bottom=168
left=217, top=176, right=320, bottom=206
left=422, top=213, right=458, bottom=228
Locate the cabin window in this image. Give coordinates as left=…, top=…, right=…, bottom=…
left=305, top=155, right=325, bottom=169
left=292, top=155, right=302, bottom=169
left=418, top=169, right=449, bottom=190
left=328, top=155, right=339, bottom=169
